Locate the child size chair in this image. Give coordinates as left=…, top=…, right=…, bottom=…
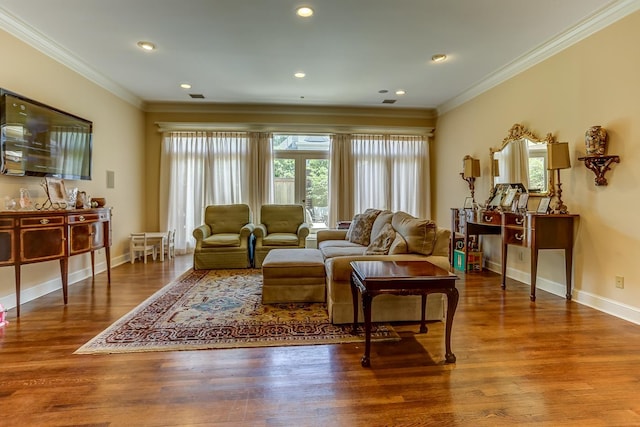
left=129, top=233, right=157, bottom=264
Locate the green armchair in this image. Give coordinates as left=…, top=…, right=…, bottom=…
left=192, top=204, right=255, bottom=269
left=254, top=204, right=310, bottom=267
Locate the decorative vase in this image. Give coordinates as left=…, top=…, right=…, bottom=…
left=585, top=125, right=608, bottom=156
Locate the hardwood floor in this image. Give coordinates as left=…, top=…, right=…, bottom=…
left=1, top=256, right=639, bottom=426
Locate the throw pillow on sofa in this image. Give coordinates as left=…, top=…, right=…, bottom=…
left=347, top=209, right=381, bottom=246
left=391, top=211, right=437, bottom=256
left=365, top=223, right=396, bottom=255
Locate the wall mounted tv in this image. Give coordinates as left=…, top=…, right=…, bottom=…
left=0, top=89, right=93, bottom=180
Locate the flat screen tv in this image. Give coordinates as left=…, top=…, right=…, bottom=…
left=0, top=89, right=93, bottom=180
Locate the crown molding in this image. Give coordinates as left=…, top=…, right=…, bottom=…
left=438, top=0, right=640, bottom=115
left=0, top=8, right=144, bottom=109
left=155, top=121, right=435, bottom=136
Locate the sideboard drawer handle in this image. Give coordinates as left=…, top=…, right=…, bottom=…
left=483, top=215, right=492, bottom=222
left=515, top=233, right=524, bottom=241
left=79, top=216, right=86, bottom=221
left=40, top=219, right=49, bottom=225
left=515, top=217, right=524, bottom=225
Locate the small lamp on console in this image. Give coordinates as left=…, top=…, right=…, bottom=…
left=547, top=142, right=571, bottom=214
left=460, top=155, right=481, bottom=203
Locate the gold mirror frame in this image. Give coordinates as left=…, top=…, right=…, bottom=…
left=490, top=123, right=556, bottom=197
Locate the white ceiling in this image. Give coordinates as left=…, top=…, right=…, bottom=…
left=0, top=0, right=635, bottom=112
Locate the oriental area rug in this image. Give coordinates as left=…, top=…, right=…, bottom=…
left=75, top=269, right=399, bottom=354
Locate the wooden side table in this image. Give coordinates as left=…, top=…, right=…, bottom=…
left=350, top=260, right=459, bottom=367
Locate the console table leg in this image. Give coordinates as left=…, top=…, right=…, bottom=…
left=361, top=294, right=372, bottom=367
left=565, top=247, right=573, bottom=301
left=59, top=258, right=68, bottom=305
left=15, top=265, right=21, bottom=318
left=444, top=288, right=459, bottom=363
left=530, top=248, right=539, bottom=302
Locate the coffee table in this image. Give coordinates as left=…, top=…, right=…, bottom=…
left=350, top=260, right=459, bottom=367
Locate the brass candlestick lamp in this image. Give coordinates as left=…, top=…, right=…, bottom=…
left=460, top=155, right=481, bottom=203
left=547, top=142, right=571, bottom=214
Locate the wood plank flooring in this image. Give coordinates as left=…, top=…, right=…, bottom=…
left=1, top=255, right=639, bottom=426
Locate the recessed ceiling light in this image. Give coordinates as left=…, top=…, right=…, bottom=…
left=378, top=89, right=389, bottom=94
left=296, top=6, right=314, bottom=17
left=137, top=41, right=156, bottom=51
left=431, top=54, right=447, bottom=63
left=395, top=90, right=406, bottom=95
left=180, top=83, right=192, bottom=89
left=294, top=72, right=306, bottom=78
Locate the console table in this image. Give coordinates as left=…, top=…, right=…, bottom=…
left=501, top=212, right=578, bottom=301
left=0, top=207, right=112, bottom=316
left=451, top=208, right=578, bottom=301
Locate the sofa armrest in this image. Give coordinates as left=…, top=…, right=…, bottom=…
left=192, top=224, right=211, bottom=243
left=297, top=223, right=310, bottom=240
left=240, top=223, right=255, bottom=240
left=254, top=224, right=267, bottom=238
left=317, top=229, right=348, bottom=244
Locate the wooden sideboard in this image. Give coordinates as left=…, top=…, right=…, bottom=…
left=0, top=207, right=112, bottom=316
left=451, top=208, right=578, bottom=301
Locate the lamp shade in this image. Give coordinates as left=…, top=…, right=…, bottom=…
left=463, top=157, right=481, bottom=178
left=548, top=142, right=571, bottom=170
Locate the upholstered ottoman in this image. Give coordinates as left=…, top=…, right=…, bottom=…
left=261, top=248, right=326, bottom=303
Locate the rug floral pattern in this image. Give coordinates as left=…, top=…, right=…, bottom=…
left=76, top=269, right=399, bottom=354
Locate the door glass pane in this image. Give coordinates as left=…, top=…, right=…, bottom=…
left=273, top=158, right=295, bottom=204
left=305, top=159, right=329, bottom=228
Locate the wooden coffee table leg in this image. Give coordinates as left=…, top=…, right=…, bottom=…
left=420, top=294, right=428, bottom=333
left=350, top=275, right=359, bottom=335
left=361, top=293, right=372, bottom=367
left=444, top=287, right=459, bottom=363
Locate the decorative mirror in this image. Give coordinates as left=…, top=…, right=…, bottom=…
left=490, top=123, right=556, bottom=197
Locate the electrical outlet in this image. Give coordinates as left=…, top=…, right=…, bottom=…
left=615, top=276, right=624, bottom=289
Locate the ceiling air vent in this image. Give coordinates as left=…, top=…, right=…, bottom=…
left=189, top=93, right=205, bottom=99
left=382, top=99, right=396, bottom=104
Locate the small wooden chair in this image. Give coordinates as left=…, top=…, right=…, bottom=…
left=129, top=233, right=157, bottom=264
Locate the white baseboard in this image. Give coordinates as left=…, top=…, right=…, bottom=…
left=485, top=259, right=640, bottom=325
left=0, top=253, right=130, bottom=312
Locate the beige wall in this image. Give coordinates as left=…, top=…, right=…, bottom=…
left=0, top=30, right=146, bottom=309
left=434, top=11, right=640, bottom=321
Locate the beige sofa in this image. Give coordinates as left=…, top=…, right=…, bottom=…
left=317, top=209, right=451, bottom=324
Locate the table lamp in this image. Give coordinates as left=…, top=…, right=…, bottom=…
left=460, top=155, right=481, bottom=203
left=547, top=142, right=571, bottom=214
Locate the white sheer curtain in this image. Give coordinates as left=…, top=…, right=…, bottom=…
left=328, top=133, right=353, bottom=227
left=160, top=131, right=272, bottom=254
left=160, top=132, right=209, bottom=255
left=496, top=138, right=529, bottom=189
left=248, top=132, right=274, bottom=224
left=349, top=134, right=430, bottom=218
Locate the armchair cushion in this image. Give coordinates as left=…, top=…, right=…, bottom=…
left=263, top=233, right=300, bottom=246
left=201, top=233, right=241, bottom=248
left=260, top=204, right=306, bottom=234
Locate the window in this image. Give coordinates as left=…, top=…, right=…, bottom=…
left=272, top=135, right=329, bottom=228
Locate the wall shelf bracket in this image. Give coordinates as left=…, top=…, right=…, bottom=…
left=578, top=155, right=620, bottom=186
